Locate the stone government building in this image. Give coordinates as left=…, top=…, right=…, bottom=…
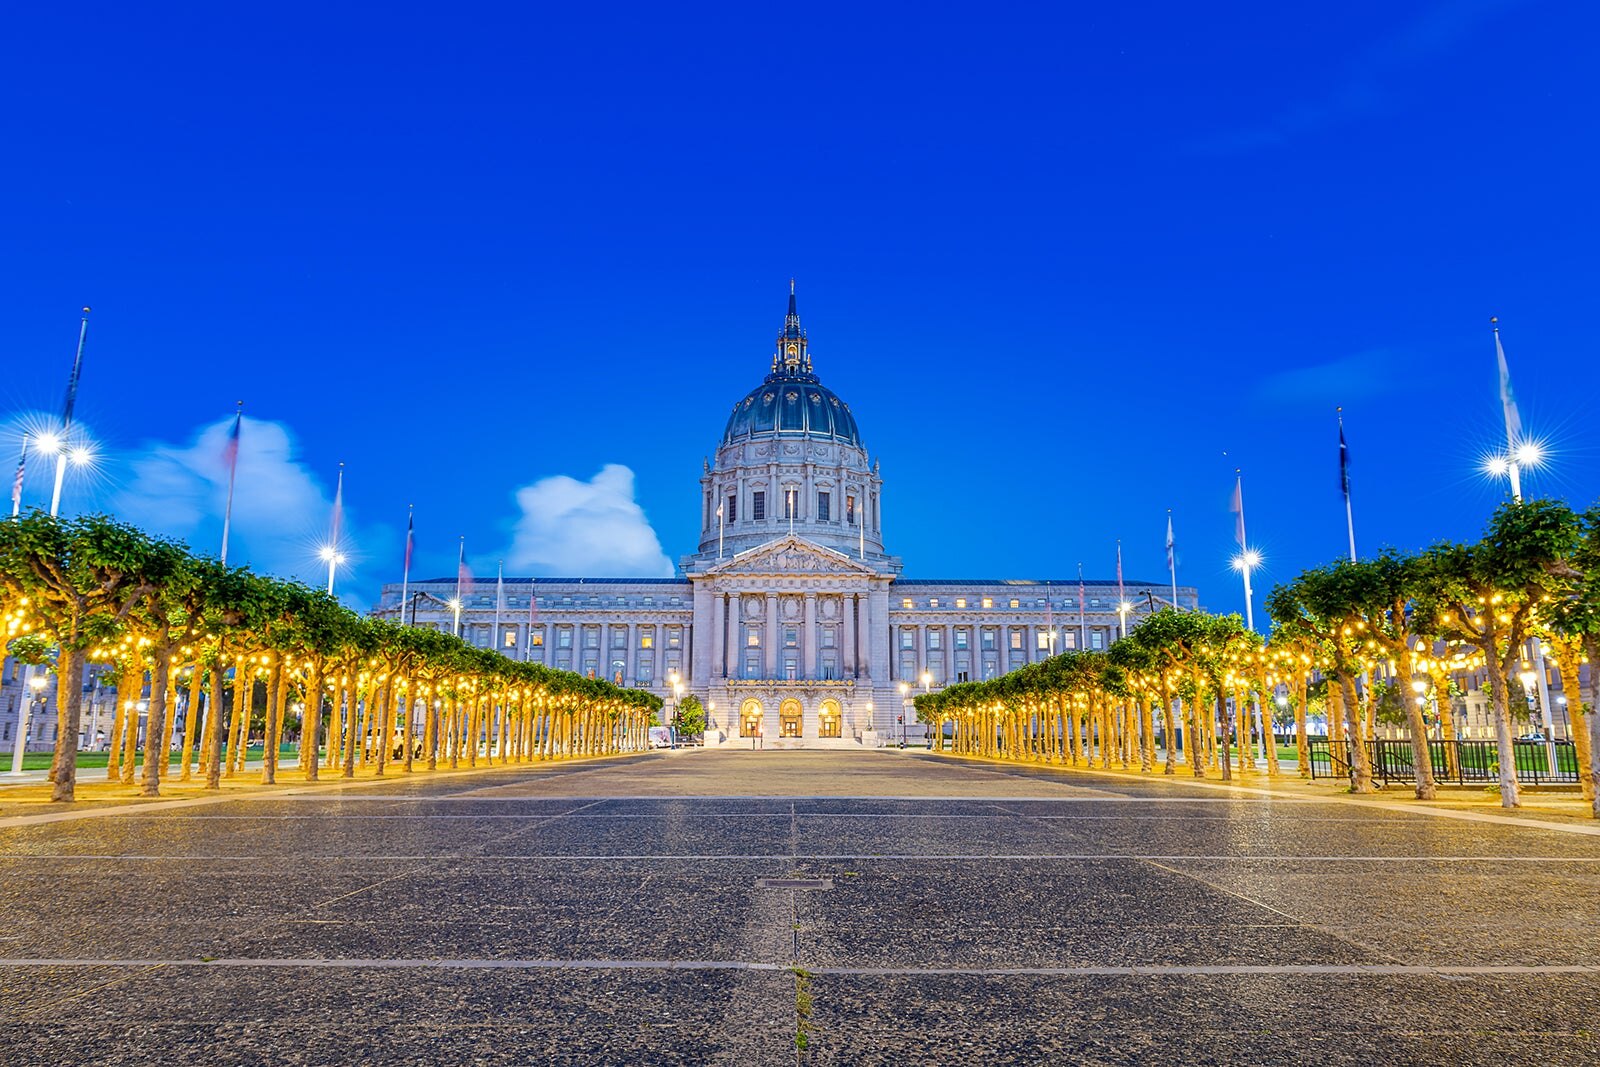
left=374, top=290, right=1201, bottom=746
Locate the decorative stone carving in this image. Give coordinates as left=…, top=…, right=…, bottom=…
left=819, top=596, right=839, bottom=620
left=743, top=594, right=764, bottom=619
left=781, top=597, right=801, bottom=620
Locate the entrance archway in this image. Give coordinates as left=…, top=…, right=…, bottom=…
left=779, top=698, right=803, bottom=738
left=818, top=698, right=842, bottom=738
left=740, top=699, right=764, bottom=738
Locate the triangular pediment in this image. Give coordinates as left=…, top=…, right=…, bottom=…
left=699, top=535, right=880, bottom=578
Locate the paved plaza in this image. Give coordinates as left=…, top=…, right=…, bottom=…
left=0, top=750, right=1597, bottom=1065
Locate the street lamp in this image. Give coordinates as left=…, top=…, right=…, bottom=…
left=668, top=669, right=681, bottom=748
left=898, top=681, right=910, bottom=749
left=6, top=673, right=49, bottom=776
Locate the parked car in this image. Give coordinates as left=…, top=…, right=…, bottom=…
left=648, top=726, right=674, bottom=749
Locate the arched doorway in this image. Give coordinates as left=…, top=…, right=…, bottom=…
left=740, top=699, right=764, bottom=738
left=779, top=698, right=803, bottom=738
left=818, top=698, right=842, bottom=738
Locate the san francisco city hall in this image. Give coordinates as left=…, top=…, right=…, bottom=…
left=374, top=290, right=1201, bottom=746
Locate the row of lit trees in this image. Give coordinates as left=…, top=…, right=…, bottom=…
left=916, top=501, right=1600, bottom=817
left=0, top=512, right=663, bottom=803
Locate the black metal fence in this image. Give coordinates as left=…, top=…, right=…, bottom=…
left=1307, top=736, right=1580, bottom=786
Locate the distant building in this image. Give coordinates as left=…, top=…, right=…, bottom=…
left=373, top=289, right=1201, bottom=746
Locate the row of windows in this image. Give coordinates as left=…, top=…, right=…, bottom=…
left=741, top=625, right=840, bottom=648
left=900, top=596, right=1113, bottom=611
left=724, top=490, right=858, bottom=525
left=898, top=627, right=1109, bottom=652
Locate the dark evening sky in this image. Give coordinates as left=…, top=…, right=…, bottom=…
left=3, top=0, right=1597, bottom=617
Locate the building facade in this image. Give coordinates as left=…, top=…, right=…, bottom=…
left=373, top=289, right=1201, bottom=746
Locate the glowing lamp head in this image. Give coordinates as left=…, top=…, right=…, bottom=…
left=35, top=432, right=62, bottom=455
left=1482, top=455, right=1510, bottom=477
left=1514, top=441, right=1544, bottom=468
left=899, top=681, right=910, bottom=696
left=920, top=671, right=932, bottom=688
left=68, top=446, right=93, bottom=467
left=319, top=545, right=337, bottom=562
left=1232, top=549, right=1262, bottom=572
left=28, top=674, right=47, bottom=692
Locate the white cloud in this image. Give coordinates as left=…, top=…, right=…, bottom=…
left=506, top=464, right=673, bottom=577
left=112, top=416, right=340, bottom=585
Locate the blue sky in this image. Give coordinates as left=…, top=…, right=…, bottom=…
left=3, top=0, right=1597, bottom=618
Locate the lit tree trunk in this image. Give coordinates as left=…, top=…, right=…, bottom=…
left=1550, top=642, right=1592, bottom=802
left=204, top=655, right=228, bottom=789
left=1431, top=665, right=1460, bottom=780
left=106, top=667, right=131, bottom=781
left=1583, top=635, right=1600, bottom=818
left=1485, top=659, right=1521, bottom=808
left=301, top=663, right=323, bottom=783
left=1293, top=671, right=1310, bottom=780
left=342, top=678, right=360, bottom=779
left=226, top=659, right=249, bottom=777
left=401, top=680, right=416, bottom=772
left=120, top=666, right=143, bottom=785
left=1341, top=674, right=1373, bottom=794
left=140, top=653, right=174, bottom=797
left=1391, top=659, right=1436, bottom=800
left=50, top=646, right=88, bottom=802
left=261, top=658, right=281, bottom=785
left=179, top=662, right=205, bottom=782
left=1215, top=691, right=1232, bottom=782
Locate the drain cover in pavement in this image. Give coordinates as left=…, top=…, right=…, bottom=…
left=756, top=877, right=833, bottom=890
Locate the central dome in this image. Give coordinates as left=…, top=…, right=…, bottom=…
left=721, top=374, right=862, bottom=447
left=720, top=285, right=863, bottom=448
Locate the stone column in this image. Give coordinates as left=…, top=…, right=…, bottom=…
left=765, top=591, right=779, bottom=678
left=803, top=592, right=818, bottom=680
left=625, top=622, right=636, bottom=685
left=843, top=593, right=857, bottom=678
left=858, top=591, right=873, bottom=686
left=711, top=593, right=726, bottom=682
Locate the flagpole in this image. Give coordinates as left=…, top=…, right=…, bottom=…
left=717, top=504, right=724, bottom=560
left=1044, top=579, right=1055, bottom=655
left=48, top=307, right=90, bottom=518
left=1077, top=563, right=1086, bottom=651
left=1493, top=319, right=1559, bottom=766
left=494, top=561, right=504, bottom=656
left=1493, top=318, right=1523, bottom=501
left=399, top=504, right=414, bottom=625
left=325, top=462, right=344, bottom=595
left=220, top=402, right=243, bottom=565
left=1166, top=510, right=1179, bottom=610
left=10, top=432, right=28, bottom=519
left=1338, top=408, right=1356, bottom=562
left=858, top=509, right=865, bottom=560
left=524, top=578, right=537, bottom=662
left=1233, top=469, right=1255, bottom=632
left=454, top=536, right=465, bottom=638
left=788, top=488, right=795, bottom=536
left=1116, top=540, right=1126, bottom=640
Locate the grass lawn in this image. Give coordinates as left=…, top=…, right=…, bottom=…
left=0, top=744, right=303, bottom=773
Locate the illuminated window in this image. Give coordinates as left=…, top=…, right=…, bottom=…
left=955, top=598, right=967, bottom=609
left=747, top=628, right=760, bottom=647
left=502, top=628, right=518, bottom=649
left=981, top=598, right=993, bottom=609
left=1009, top=629, right=1023, bottom=650
left=902, top=598, right=913, bottom=609
left=1037, top=630, right=1051, bottom=651
left=531, top=628, right=545, bottom=647
left=640, top=630, right=654, bottom=649
left=929, top=598, right=939, bottom=608
left=1009, top=599, right=1020, bottom=609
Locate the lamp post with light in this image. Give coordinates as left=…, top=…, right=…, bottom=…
left=6, top=673, right=49, bottom=776
left=668, top=669, right=682, bottom=748
left=898, top=681, right=910, bottom=749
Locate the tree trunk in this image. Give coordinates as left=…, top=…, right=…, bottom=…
left=1394, top=661, right=1437, bottom=800
left=140, top=652, right=173, bottom=797
left=105, top=672, right=128, bottom=782
left=1551, top=643, right=1592, bottom=802
left=1342, top=675, right=1372, bottom=794
left=1216, top=692, right=1232, bottom=782
left=1485, top=659, right=1520, bottom=808
left=261, top=659, right=281, bottom=785
left=204, top=655, right=228, bottom=790
left=50, top=646, right=87, bottom=802
left=1293, top=673, right=1309, bottom=780
left=179, top=662, right=205, bottom=782
left=302, top=664, right=323, bottom=782
left=1584, top=636, right=1600, bottom=818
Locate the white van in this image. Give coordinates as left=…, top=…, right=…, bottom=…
left=647, top=726, right=674, bottom=749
